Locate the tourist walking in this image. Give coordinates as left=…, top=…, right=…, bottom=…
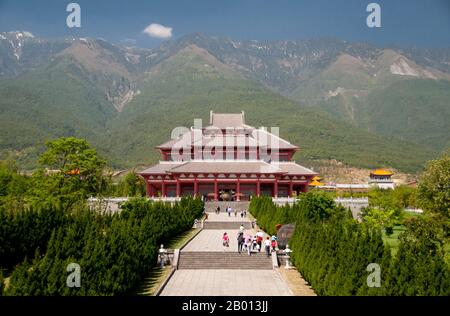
left=240, top=211, right=244, bottom=218
left=252, top=235, right=259, bottom=252
left=245, top=234, right=252, bottom=256
left=227, top=206, right=232, bottom=217
left=256, top=230, right=264, bottom=252
left=243, top=209, right=247, bottom=217
left=271, top=236, right=278, bottom=252
left=222, top=232, right=230, bottom=251
left=234, top=209, right=237, bottom=217
left=264, top=237, right=271, bottom=257
left=239, top=224, right=245, bottom=233
left=237, top=231, right=244, bottom=253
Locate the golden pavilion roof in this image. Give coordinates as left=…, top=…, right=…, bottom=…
left=309, top=179, right=324, bottom=187
left=370, top=169, right=394, bottom=176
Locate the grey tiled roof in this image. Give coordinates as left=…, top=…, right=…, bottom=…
left=139, top=160, right=316, bottom=176
left=277, top=162, right=317, bottom=175
left=156, top=128, right=297, bottom=150
left=139, top=162, right=184, bottom=175
left=169, top=161, right=282, bottom=174
left=211, top=113, right=245, bottom=129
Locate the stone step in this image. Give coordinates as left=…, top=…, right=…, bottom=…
left=204, top=201, right=250, bottom=213
left=202, top=221, right=252, bottom=230
left=178, top=251, right=273, bottom=270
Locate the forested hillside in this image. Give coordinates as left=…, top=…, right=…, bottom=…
left=1, top=32, right=448, bottom=173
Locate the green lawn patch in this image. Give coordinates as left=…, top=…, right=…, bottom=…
left=383, top=225, right=406, bottom=256
left=135, top=227, right=202, bottom=296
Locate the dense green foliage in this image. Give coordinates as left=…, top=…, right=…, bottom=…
left=249, top=193, right=450, bottom=295
left=0, top=59, right=114, bottom=168
left=0, top=137, right=108, bottom=211
left=2, top=197, right=203, bottom=295
left=0, top=137, right=147, bottom=212
left=369, top=186, right=418, bottom=212
left=358, top=79, right=450, bottom=152
left=36, top=137, right=107, bottom=206
left=360, top=186, right=420, bottom=234
left=0, top=205, right=66, bottom=271
left=0, top=160, right=28, bottom=209
left=105, top=172, right=146, bottom=198
left=313, top=73, right=450, bottom=153
left=384, top=217, right=450, bottom=295
left=418, top=151, right=450, bottom=222
left=0, top=137, right=200, bottom=295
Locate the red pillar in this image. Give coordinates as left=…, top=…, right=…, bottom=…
left=147, top=182, right=154, bottom=197
left=256, top=179, right=260, bottom=197
left=145, top=178, right=151, bottom=197
left=176, top=179, right=181, bottom=197
left=194, top=179, right=198, bottom=197
left=236, top=178, right=241, bottom=201
left=288, top=181, right=293, bottom=197
left=161, top=181, right=166, bottom=197
left=214, top=179, right=218, bottom=201
left=274, top=178, right=278, bottom=198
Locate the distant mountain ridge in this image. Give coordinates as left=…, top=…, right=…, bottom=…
left=0, top=31, right=448, bottom=171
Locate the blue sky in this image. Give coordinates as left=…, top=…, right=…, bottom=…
left=0, top=0, right=449, bottom=48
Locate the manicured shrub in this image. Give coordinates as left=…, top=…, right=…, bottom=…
left=2, top=197, right=203, bottom=296
left=249, top=193, right=450, bottom=296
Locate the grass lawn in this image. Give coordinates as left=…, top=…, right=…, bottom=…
left=134, top=227, right=202, bottom=296
left=383, top=225, right=405, bottom=256
left=167, top=227, right=201, bottom=249
left=382, top=210, right=423, bottom=256
left=136, top=266, right=173, bottom=296
left=401, top=211, right=422, bottom=222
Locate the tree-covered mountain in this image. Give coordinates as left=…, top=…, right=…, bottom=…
left=0, top=31, right=448, bottom=172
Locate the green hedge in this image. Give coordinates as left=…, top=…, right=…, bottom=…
left=249, top=193, right=450, bottom=296
left=0, top=204, right=67, bottom=271
left=2, top=197, right=203, bottom=295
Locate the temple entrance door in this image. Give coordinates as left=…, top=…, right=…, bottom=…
left=218, top=183, right=237, bottom=201
left=198, top=183, right=214, bottom=201
left=292, top=184, right=307, bottom=195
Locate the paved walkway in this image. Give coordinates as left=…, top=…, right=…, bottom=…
left=159, top=210, right=308, bottom=296
left=206, top=211, right=252, bottom=222
left=185, top=212, right=267, bottom=252
left=182, top=229, right=242, bottom=252
left=160, top=269, right=293, bottom=296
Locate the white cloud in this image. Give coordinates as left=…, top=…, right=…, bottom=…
left=142, top=23, right=173, bottom=39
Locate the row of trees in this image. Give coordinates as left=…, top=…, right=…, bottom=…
left=0, top=137, right=147, bottom=213
left=249, top=191, right=450, bottom=295
left=0, top=205, right=67, bottom=271
left=2, top=197, right=203, bottom=295
left=362, top=152, right=450, bottom=236
left=1, top=136, right=203, bottom=295
left=107, top=172, right=146, bottom=197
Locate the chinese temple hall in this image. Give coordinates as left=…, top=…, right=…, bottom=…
left=139, top=111, right=317, bottom=201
